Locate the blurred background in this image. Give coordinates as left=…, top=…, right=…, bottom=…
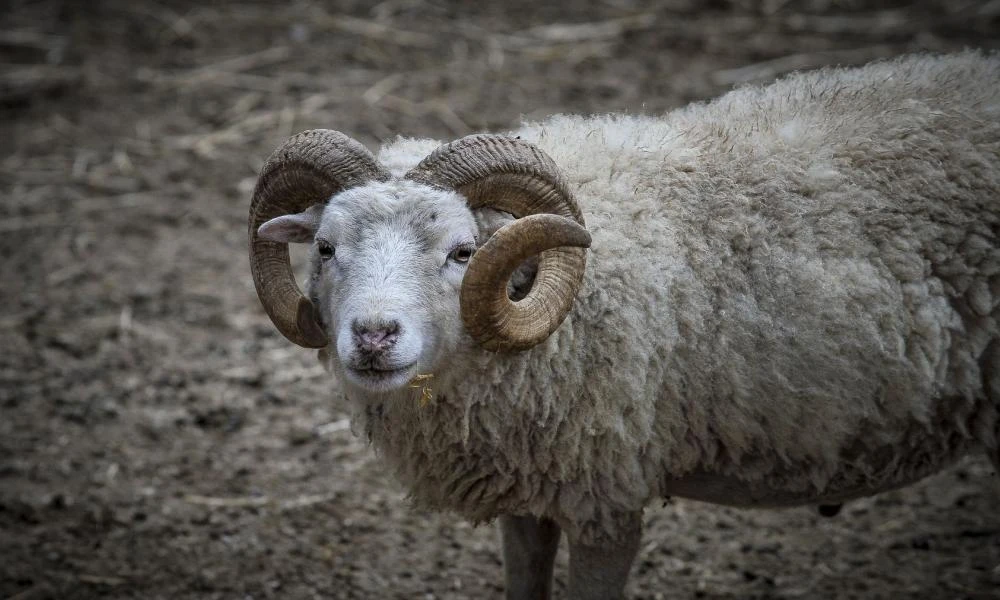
left=2, top=1, right=999, bottom=598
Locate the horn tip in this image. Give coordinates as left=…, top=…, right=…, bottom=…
left=296, top=296, right=329, bottom=348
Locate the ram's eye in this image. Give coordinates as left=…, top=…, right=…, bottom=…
left=448, top=246, right=474, bottom=264
left=317, top=241, right=335, bottom=261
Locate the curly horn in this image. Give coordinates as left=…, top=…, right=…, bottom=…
left=407, top=134, right=590, bottom=351
left=249, top=129, right=389, bottom=348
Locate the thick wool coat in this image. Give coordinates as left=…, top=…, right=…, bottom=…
left=346, top=52, right=999, bottom=543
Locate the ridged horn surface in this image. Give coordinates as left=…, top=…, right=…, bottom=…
left=406, top=134, right=590, bottom=351
left=249, top=129, right=389, bottom=348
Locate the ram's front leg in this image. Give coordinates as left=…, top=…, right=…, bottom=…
left=500, top=515, right=561, bottom=600
left=567, top=511, right=642, bottom=600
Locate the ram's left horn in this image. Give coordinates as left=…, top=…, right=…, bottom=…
left=407, top=134, right=591, bottom=351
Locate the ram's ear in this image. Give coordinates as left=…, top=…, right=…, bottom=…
left=257, top=205, right=324, bottom=243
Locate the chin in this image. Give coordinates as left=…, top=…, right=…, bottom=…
left=342, top=363, right=420, bottom=394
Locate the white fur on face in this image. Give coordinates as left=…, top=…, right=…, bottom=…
left=307, top=180, right=479, bottom=394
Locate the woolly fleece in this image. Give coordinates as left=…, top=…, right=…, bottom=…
left=350, top=52, right=1000, bottom=543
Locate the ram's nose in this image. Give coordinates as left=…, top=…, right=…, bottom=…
left=352, top=319, right=400, bottom=355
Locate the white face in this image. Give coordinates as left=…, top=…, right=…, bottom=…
left=258, top=180, right=482, bottom=395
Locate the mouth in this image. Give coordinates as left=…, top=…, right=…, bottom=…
left=344, top=362, right=418, bottom=392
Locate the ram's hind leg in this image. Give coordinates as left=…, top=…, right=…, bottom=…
left=567, top=511, right=643, bottom=600
left=500, top=515, right=561, bottom=600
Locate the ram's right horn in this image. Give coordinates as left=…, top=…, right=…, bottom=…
left=249, top=129, right=390, bottom=348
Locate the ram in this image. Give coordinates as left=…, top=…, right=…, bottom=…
left=248, top=52, right=1000, bottom=599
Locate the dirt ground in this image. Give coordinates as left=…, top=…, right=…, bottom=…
left=2, top=1, right=1000, bottom=598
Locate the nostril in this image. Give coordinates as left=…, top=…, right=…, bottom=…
left=360, top=330, right=392, bottom=346
left=352, top=319, right=401, bottom=352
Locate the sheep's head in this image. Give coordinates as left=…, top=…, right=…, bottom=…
left=248, top=130, right=590, bottom=392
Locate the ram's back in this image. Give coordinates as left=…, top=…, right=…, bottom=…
left=508, top=52, right=1000, bottom=503
left=367, top=54, right=999, bottom=538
